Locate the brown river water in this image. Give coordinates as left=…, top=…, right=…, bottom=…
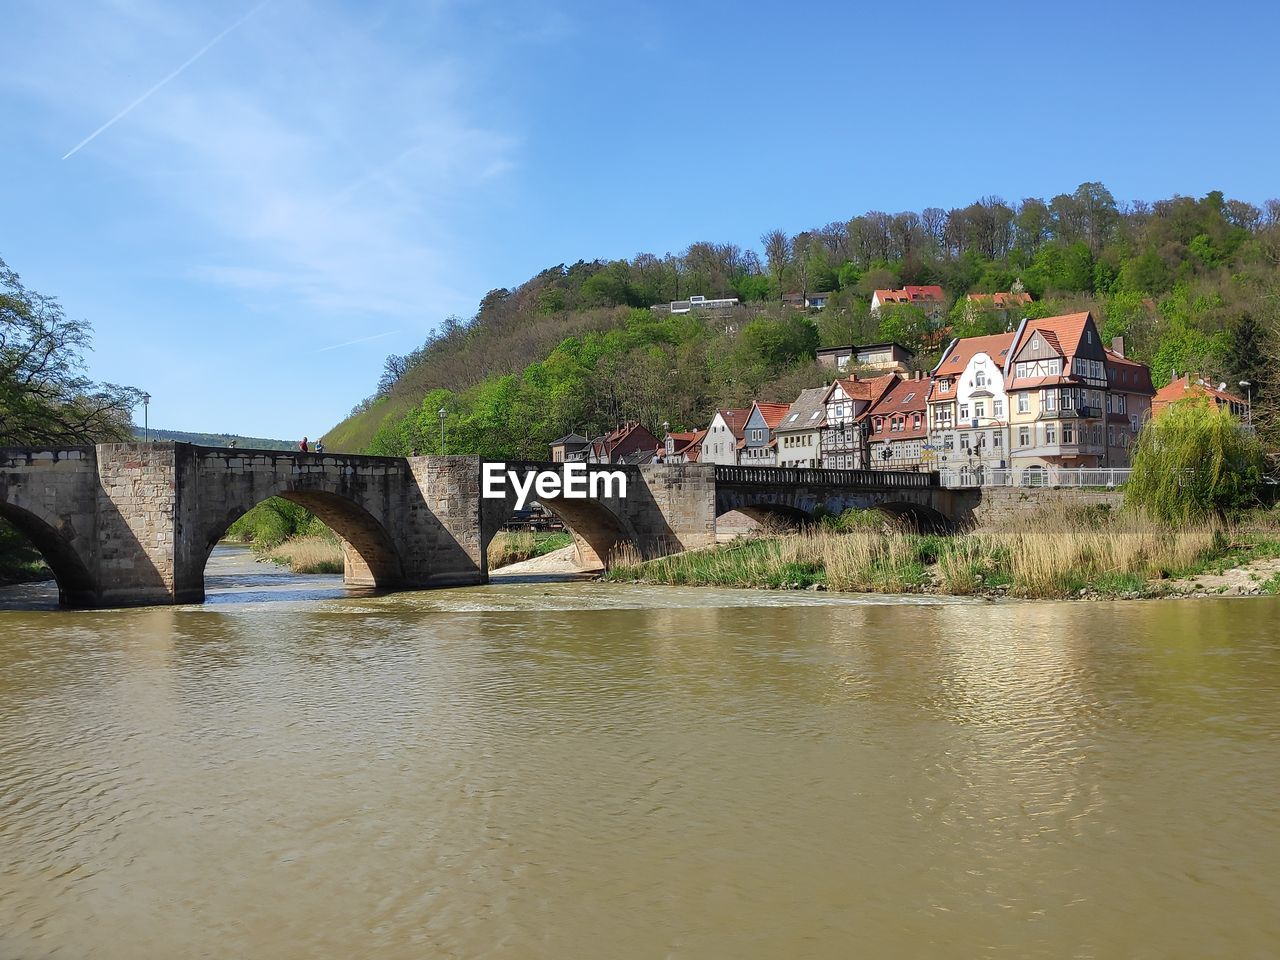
left=1, top=545, right=1278, bottom=959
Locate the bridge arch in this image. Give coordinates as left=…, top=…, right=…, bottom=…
left=483, top=495, right=640, bottom=570
left=0, top=501, right=97, bottom=607
left=871, top=500, right=952, bottom=532
left=191, top=486, right=405, bottom=599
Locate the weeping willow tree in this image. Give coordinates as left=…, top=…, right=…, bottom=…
left=1125, top=401, right=1265, bottom=521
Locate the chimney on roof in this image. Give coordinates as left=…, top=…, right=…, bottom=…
left=1111, top=336, right=1125, bottom=358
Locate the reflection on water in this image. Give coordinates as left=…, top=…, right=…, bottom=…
left=1, top=547, right=1279, bottom=958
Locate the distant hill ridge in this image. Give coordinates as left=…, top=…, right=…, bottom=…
left=135, top=428, right=297, bottom=451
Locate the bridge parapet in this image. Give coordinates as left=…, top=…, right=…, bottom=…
left=714, top=465, right=938, bottom=489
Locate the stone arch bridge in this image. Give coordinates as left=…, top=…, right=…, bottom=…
left=0, top=443, right=976, bottom=607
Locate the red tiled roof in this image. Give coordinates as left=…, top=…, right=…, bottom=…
left=874, top=285, right=944, bottom=305
left=1152, top=375, right=1245, bottom=410
left=1005, top=313, right=1098, bottom=389
left=1104, top=349, right=1155, bottom=396
left=659, top=428, right=707, bottom=461
left=928, top=333, right=1014, bottom=400
left=713, top=407, right=752, bottom=440
left=605, top=421, right=643, bottom=443
left=831, top=373, right=899, bottom=407
left=751, top=401, right=792, bottom=429
left=1021, top=313, right=1093, bottom=358
left=868, top=379, right=929, bottom=440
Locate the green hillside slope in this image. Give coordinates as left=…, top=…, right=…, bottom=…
left=325, top=184, right=1280, bottom=457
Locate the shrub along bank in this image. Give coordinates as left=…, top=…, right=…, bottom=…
left=605, top=505, right=1280, bottom=600
left=224, top=498, right=342, bottom=574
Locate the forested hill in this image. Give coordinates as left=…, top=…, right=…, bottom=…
left=137, top=428, right=296, bottom=450
left=325, top=183, right=1280, bottom=458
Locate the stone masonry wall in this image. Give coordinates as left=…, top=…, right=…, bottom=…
left=0, top=447, right=100, bottom=605
left=406, top=456, right=485, bottom=585
left=970, top=486, right=1124, bottom=525
left=633, top=463, right=717, bottom=554
left=95, top=443, right=180, bottom=605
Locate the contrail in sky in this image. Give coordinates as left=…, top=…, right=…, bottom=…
left=316, top=331, right=400, bottom=353
left=61, top=1, right=269, bottom=160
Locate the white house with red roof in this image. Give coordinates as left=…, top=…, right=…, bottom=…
left=703, top=408, right=751, bottom=466
left=927, top=332, right=1015, bottom=484
left=658, top=428, right=706, bottom=463
left=870, top=285, right=945, bottom=315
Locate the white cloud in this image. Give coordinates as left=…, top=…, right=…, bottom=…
left=9, top=0, right=523, bottom=322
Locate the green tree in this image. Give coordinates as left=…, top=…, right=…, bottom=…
left=1, top=257, right=142, bottom=445
left=1125, top=402, right=1264, bottom=521
left=875, top=304, right=932, bottom=353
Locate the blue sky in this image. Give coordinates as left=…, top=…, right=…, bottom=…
left=2, top=0, right=1277, bottom=439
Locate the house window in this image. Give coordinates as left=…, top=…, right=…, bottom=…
left=1018, top=426, right=1030, bottom=447
left=975, top=368, right=987, bottom=387
left=913, top=413, right=921, bottom=430
left=992, top=431, right=1002, bottom=448
left=959, top=434, right=971, bottom=450
left=959, top=405, right=969, bottom=419
left=1116, top=394, right=1127, bottom=414
left=943, top=436, right=954, bottom=450
left=994, top=399, right=1004, bottom=417
left=974, top=401, right=986, bottom=419
left=1045, top=423, right=1057, bottom=444
left=1017, top=393, right=1029, bottom=413
left=1130, top=414, right=1139, bottom=433
left=1063, top=422, right=1074, bottom=444
left=940, top=380, right=951, bottom=394
left=1042, top=391, right=1057, bottom=412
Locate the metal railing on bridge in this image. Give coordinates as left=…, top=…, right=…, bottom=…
left=714, top=465, right=938, bottom=488
left=940, top=467, right=1132, bottom=489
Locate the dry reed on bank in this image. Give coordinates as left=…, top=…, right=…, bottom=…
left=608, top=503, right=1228, bottom=599
left=260, top=534, right=344, bottom=574
left=488, top=531, right=537, bottom=570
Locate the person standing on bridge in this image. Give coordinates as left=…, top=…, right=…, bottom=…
left=299, top=437, right=309, bottom=453
left=315, top=439, right=325, bottom=454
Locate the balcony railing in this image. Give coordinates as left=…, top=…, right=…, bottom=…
left=941, top=467, right=1132, bottom=489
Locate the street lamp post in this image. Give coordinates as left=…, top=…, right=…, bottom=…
left=438, top=407, right=447, bottom=455
left=141, top=392, right=151, bottom=442
left=1240, top=380, right=1253, bottom=428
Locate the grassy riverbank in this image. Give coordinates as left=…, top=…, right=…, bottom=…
left=488, top=530, right=574, bottom=570
left=0, top=521, right=50, bottom=585
left=224, top=498, right=344, bottom=574
left=605, top=506, right=1280, bottom=600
